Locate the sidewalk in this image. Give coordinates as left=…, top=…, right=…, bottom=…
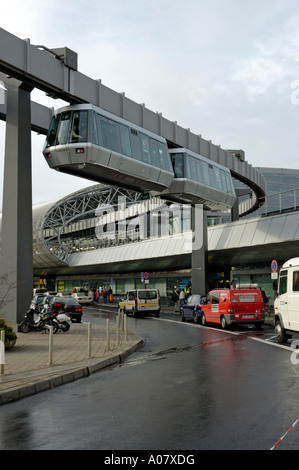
left=0, top=319, right=143, bottom=405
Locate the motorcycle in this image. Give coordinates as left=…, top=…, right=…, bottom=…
left=19, top=309, right=59, bottom=334
left=52, top=311, right=72, bottom=332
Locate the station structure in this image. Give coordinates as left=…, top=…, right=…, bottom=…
left=2, top=27, right=292, bottom=322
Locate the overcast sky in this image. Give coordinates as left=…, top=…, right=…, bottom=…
left=1, top=0, right=299, bottom=209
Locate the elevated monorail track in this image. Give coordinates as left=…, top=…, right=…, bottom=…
left=0, top=27, right=266, bottom=216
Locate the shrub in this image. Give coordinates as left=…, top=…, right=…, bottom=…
left=0, top=318, right=17, bottom=348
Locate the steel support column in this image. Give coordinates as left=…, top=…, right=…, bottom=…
left=191, top=204, right=208, bottom=294
left=0, top=76, right=33, bottom=323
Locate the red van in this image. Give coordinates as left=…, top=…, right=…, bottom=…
left=201, top=288, right=265, bottom=329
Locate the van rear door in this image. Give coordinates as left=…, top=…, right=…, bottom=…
left=230, top=289, right=262, bottom=320
left=137, top=289, right=160, bottom=312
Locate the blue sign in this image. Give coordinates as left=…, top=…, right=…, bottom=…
left=271, top=260, right=278, bottom=273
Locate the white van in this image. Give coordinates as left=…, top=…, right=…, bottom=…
left=274, top=257, right=299, bottom=343
left=123, top=289, right=160, bottom=317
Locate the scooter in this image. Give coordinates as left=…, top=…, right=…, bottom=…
left=52, top=311, right=72, bottom=332
left=19, top=309, right=58, bottom=334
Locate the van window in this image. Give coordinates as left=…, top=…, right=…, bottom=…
left=279, top=270, right=288, bottom=295
left=127, top=291, right=136, bottom=300
left=293, top=271, right=299, bottom=291
left=212, top=292, right=220, bottom=304
left=138, top=291, right=157, bottom=299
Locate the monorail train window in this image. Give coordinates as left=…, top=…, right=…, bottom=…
left=91, top=112, right=99, bottom=145
left=140, top=133, right=151, bottom=164
left=99, top=117, right=119, bottom=152
left=158, top=143, right=169, bottom=170
left=56, top=112, right=71, bottom=145
left=46, top=115, right=60, bottom=147
left=220, top=170, right=228, bottom=192
left=71, top=111, right=88, bottom=143
left=213, top=166, right=222, bottom=190
left=225, top=172, right=235, bottom=194
left=119, top=124, right=132, bottom=157
left=150, top=139, right=160, bottom=167
left=201, top=160, right=210, bottom=186
left=187, top=156, right=198, bottom=182
left=172, top=153, right=184, bottom=178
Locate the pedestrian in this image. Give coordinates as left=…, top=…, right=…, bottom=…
left=88, top=289, right=94, bottom=302
left=94, top=288, right=99, bottom=302
left=179, top=289, right=185, bottom=308
left=107, top=287, right=113, bottom=303
left=102, top=288, right=107, bottom=303
left=172, top=288, right=180, bottom=312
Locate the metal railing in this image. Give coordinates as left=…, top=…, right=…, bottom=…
left=260, top=188, right=299, bottom=217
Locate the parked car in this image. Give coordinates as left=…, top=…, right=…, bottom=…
left=180, top=294, right=206, bottom=323
left=38, top=295, right=55, bottom=313
left=29, top=294, right=47, bottom=312
left=47, top=296, right=83, bottom=323
left=72, top=292, right=92, bottom=304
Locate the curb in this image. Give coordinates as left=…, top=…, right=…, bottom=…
left=0, top=338, right=144, bottom=405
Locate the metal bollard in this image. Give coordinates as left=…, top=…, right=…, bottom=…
left=48, top=326, right=53, bottom=366
left=87, top=322, right=92, bottom=358
left=116, top=315, right=120, bottom=345
left=0, top=330, right=5, bottom=375
left=106, top=318, right=110, bottom=351
left=124, top=313, right=127, bottom=342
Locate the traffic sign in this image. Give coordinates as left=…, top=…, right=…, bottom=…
left=271, top=260, right=278, bottom=273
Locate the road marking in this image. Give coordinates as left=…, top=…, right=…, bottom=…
left=250, top=336, right=292, bottom=351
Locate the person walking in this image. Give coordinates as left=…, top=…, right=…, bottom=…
left=179, top=289, right=185, bottom=308
left=172, top=288, right=180, bottom=312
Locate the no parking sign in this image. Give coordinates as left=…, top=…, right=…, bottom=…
left=271, top=260, right=278, bottom=279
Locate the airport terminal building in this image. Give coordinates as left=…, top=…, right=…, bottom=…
left=2, top=166, right=299, bottom=304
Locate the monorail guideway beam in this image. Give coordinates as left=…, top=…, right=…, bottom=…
left=0, top=75, right=33, bottom=323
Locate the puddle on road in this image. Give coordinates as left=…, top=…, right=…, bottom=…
left=112, top=329, right=277, bottom=369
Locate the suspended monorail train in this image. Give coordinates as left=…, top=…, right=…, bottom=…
left=43, top=104, right=236, bottom=210
left=164, top=148, right=236, bottom=209
left=43, top=104, right=174, bottom=193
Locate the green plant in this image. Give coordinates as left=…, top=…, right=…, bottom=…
left=0, top=318, right=17, bottom=346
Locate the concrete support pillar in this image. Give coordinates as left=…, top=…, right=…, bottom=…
left=191, top=204, right=208, bottom=294
left=0, top=77, right=33, bottom=323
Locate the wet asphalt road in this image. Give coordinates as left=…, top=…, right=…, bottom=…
left=1, top=306, right=299, bottom=450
